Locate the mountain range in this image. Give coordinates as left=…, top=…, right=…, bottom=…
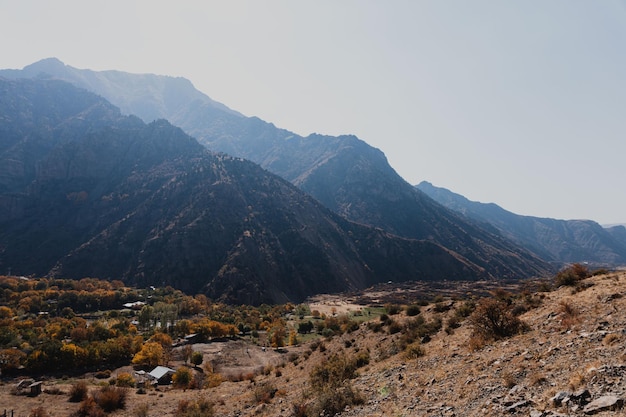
left=0, top=58, right=554, bottom=282
left=0, top=77, right=488, bottom=304
left=417, top=181, right=626, bottom=267
left=4, top=58, right=621, bottom=303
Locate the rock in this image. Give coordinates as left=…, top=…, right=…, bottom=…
left=583, top=395, right=624, bottom=414
left=571, top=388, right=591, bottom=405
left=551, top=391, right=570, bottom=406
left=505, top=400, right=530, bottom=412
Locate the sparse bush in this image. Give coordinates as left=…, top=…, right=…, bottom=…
left=44, top=386, right=64, bottom=395
left=29, top=407, right=49, bottom=417
left=292, top=402, right=309, bottom=417
left=312, top=385, right=364, bottom=416
left=384, top=304, right=402, bottom=315
left=603, top=333, right=620, bottom=346
left=173, top=367, right=193, bottom=389
left=191, top=351, right=203, bottom=366
left=94, top=370, right=111, bottom=379
left=354, top=351, right=370, bottom=367
left=468, top=298, right=527, bottom=341
left=205, top=372, right=223, bottom=388
left=310, top=354, right=357, bottom=393
left=555, top=263, right=590, bottom=287
left=133, top=402, right=149, bottom=417
left=404, top=342, right=425, bottom=360
left=445, top=315, right=461, bottom=334
left=502, top=371, right=517, bottom=389
left=116, top=372, right=136, bottom=388
left=71, top=397, right=106, bottom=417
left=93, top=385, right=127, bottom=412
left=455, top=300, right=476, bottom=318
left=388, top=321, right=402, bottom=335
left=175, top=397, right=214, bottom=417
left=253, top=382, right=277, bottom=404
left=69, top=381, right=88, bottom=402
left=529, top=372, right=547, bottom=386
left=568, top=371, right=586, bottom=391
left=558, top=300, right=580, bottom=329
left=405, top=304, right=421, bottom=316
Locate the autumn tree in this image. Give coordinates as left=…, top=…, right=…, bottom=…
left=132, top=341, right=165, bottom=367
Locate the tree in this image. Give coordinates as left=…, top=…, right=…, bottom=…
left=191, top=351, right=203, bottom=367
left=132, top=341, right=164, bottom=367
left=269, top=323, right=286, bottom=348
left=298, top=320, right=314, bottom=334
left=288, top=330, right=298, bottom=346
left=181, top=345, right=193, bottom=365
left=173, top=367, right=192, bottom=390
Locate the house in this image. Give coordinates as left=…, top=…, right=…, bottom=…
left=148, top=366, right=175, bottom=385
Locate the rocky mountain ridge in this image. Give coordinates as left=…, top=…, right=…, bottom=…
left=417, top=181, right=626, bottom=267
left=0, top=58, right=554, bottom=280
left=0, top=77, right=488, bottom=304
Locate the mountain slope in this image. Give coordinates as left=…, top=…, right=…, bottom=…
left=417, top=181, right=626, bottom=266
left=1, top=59, right=554, bottom=279
left=0, top=77, right=489, bottom=304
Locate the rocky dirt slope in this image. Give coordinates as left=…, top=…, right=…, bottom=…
left=2, top=271, right=626, bottom=416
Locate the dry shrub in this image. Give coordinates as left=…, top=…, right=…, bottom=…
left=71, top=397, right=106, bottom=417
left=116, top=372, right=136, bottom=388
left=603, top=333, right=620, bottom=346
left=558, top=300, right=580, bottom=329
left=568, top=371, right=586, bottom=391
left=467, top=335, right=487, bottom=351
left=205, top=372, right=223, bottom=388
left=529, top=372, right=548, bottom=386
left=502, top=371, right=517, bottom=389
left=292, top=402, right=309, bottom=417
left=253, top=382, right=277, bottom=404
left=93, top=385, right=127, bottom=412
left=133, top=403, right=149, bottom=417
left=44, top=386, right=64, bottom=395
left=312, top=385, right=364, bottom=417
left=175, top=397, right=214, bottom=417
left=69, top=381, right=88, bottom=402
left=555, top=263, right=590, bottom=287
left=404, top=342, right=425, bottom=360
left=29, top=407, right=49, bottom=417
left=468, top=298, right=527, bottom=341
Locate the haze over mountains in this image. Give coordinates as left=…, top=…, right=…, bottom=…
left=2, top=58, right=621, bottom=303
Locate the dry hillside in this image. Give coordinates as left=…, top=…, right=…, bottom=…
left=3, top=271, right=626, bottom=417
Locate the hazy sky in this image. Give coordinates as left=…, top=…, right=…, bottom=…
left=2, top=1, right=625, bottom=224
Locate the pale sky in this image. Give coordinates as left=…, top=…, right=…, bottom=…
left=1, top=1, right=625, bottom=224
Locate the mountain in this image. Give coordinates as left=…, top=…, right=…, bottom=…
left=0, top=58, right=554, bottom=280
left=0, top=77, right=491, bottom=304
left=416, top=181, right=626, bottom=267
